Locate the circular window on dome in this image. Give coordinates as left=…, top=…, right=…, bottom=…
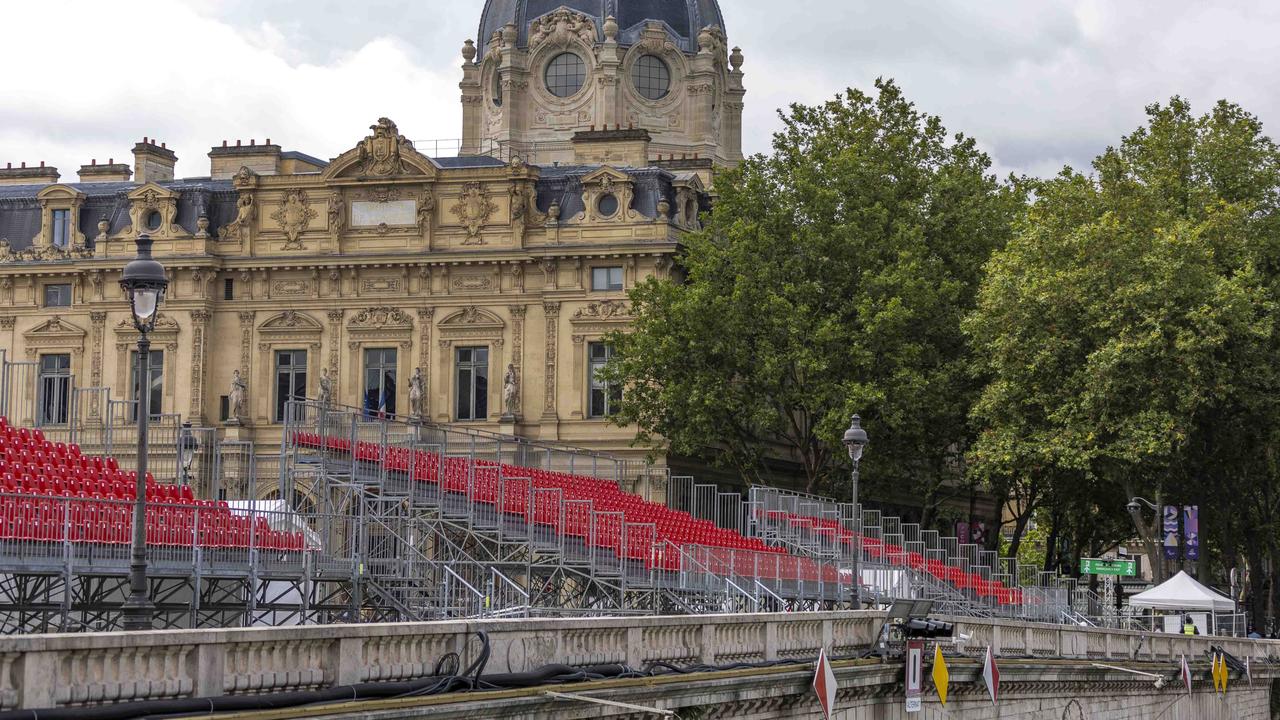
left=632, top=55, right=671, bottom=100
left=145, top=210, right=162, bottom=231
left=545, top=52, right=586, bottom=98
left=597, top=193, right=620, bottom=218
left=492, top=71, right=503, bottom=107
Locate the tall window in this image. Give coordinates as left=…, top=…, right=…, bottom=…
left=38, top=354, right=71, bottom=426
left=274, top=350, right=308, bottom=423
left=588, top=342, right=621, bottom=418
left=50, top=209, right=70, bottom=249
left=224, top=278, right=234, bottom=300
left=363, top=348, right=397, bottom=418
left=592, top=266, right=624, bottom=291
left=129, top=350, right=164, bottom=422
left=455, top=347, right=489, bottom=421
left=43, top=283, right=72, bottom=307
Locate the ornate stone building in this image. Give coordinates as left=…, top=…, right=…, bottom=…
left=0, top=0, right=744, bottom=473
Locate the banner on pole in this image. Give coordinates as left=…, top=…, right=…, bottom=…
left=1184, top=506, right=1199, bottom=561
left=1181, top=654, right=1192, bottom=695
left=905, top=639, right=923, bottom=713
left=1163, top=506, right=1180, bottom=561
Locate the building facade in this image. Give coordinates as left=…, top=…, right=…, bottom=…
left=0, top=0, right=745, bottom=481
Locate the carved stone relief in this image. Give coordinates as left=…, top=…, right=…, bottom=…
left=270, top=189, right=317, bottom=250
left=450, top=183, right=498, bottom=244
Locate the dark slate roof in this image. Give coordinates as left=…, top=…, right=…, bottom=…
left=0, top=178, right=236, bottom=251
left=280, top=150, right=329, bottom=168
left=532, top=163, right=680, bottom=221
left=476, top=0, right=725, bottom=59
left=431, top=155, right=508, bottom=169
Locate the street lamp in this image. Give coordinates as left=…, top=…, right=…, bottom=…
left=1126, top=496, right=1163, bottom=582
left=842, top=414, right=868, bottom=608
left=179, top=422, right=199, bottom=487
left=119, top=233, right=168, bottom=631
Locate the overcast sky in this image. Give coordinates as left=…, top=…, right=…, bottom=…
left=3, top=0, right=1278, bottom=182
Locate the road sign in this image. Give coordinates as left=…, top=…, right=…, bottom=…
left=905, top=640, right=923, bottom=713
left=1079, top=558, right=1136, bottom=576
left=813, top=648, right=837, bottom=719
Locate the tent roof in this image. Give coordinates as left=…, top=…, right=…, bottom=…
left=1128, top=571, right=1235, bottom=612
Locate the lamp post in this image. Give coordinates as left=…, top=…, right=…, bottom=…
left=842, top=414, right=868, bottom=608
left=179, top=422, right=199, bottom=487
left=1126, top=495, right=1164, bottom=583
left=119, top=233, right=168, bottom=631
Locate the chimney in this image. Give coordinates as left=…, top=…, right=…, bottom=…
left=208, top=138, right=282, bottom=179
left=0, top=161, right=60, bottom=186
left=133, top=138, right=178, bottom=183
left=78, top=157, right=133, bottom=183
left=570, top=127, right=652, bottom=166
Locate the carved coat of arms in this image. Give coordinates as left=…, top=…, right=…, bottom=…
left=359, top=117, right=409, bottom=176
left=270, top=190, right=317, bottom=250
left=450, top=183, right=497, bottom=244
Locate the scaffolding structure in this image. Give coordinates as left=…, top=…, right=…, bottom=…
left=0, top=349, right=1155, bottom=634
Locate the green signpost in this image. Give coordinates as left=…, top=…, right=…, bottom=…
left=1079, top=558, right=1137, bottom=576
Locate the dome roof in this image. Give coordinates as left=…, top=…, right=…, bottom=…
left=477, top=0, right=726, bottom=59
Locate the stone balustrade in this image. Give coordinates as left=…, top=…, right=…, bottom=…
left=0, top=611, right=1271, bottom=711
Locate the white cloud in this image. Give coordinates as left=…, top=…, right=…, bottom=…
left=0, top=0, right=461, bottom=180
left=4, top=0, right=1280, bottom=180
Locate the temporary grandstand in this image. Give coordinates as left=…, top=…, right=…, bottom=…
left=0, top=348, right=1148, bottom=634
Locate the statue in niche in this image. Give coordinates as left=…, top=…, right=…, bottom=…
left=220, top=193, right=255, bottom=240
left=327, top=193, right=345, bottom=234
left=502, top=364, right=519, bottom=419
left=408, top=367, right=426, bottom=419
left=317, top=368, right=333, bottom=407
left=416, top=193, right=435, bottom=234
left=227, top=370, right=248, bottom=424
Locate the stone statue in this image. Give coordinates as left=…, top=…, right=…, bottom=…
left=228, top=370, right=248, bottom=424
left=416, top=193, right=434, bottom=234
left=408, top=367, right=425, bottom=418
left=502, top=364, right=519, bottom=419
left=220, top=193, right=255, bottom=240
left=327, top=193, right=345, bottom=234
left=317, top=368, right=333, bottom=407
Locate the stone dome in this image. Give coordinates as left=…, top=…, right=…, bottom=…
left=477, top=0, right=726, bottom=59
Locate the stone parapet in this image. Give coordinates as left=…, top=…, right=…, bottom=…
left=0, top=612, right=1274, bottom=711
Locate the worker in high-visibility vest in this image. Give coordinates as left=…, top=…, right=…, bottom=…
left=1183, top=616, right=1199, bottom=635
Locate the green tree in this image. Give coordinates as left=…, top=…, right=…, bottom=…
left=603, top=80, right=1019, bottom=514
left=968, top=98, right=1280, bottom=590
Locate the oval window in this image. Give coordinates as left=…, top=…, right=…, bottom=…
left=632, top=55, right=671, bottom=100
left=545, top=52, right=586, bottom=98
left=598, top=194, right=620, bottom=217
left=145, top=210, right=162, bottom=231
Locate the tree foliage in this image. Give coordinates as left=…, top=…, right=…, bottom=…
left=603, top=80, right=1019, bottom=508
left=968, top=98, right=1280, bottom=596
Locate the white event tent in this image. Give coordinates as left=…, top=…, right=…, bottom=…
left=1129, top=571, right=1235, bottom=613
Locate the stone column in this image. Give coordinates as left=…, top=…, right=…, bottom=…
left=188, top=309, right=210, bottom=424
left=541, top=302, right=560, bottom=423
left=509, top=305, right=526, bottom=418
left=326, top=310, right=343, bottom=402
left=237, top=311, right=255, bottom=425
left=87, top=312, right=106, bottom=421
left=416, top=308, right=434, bottom=418
left=570, top=334, right=586, bottom=420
